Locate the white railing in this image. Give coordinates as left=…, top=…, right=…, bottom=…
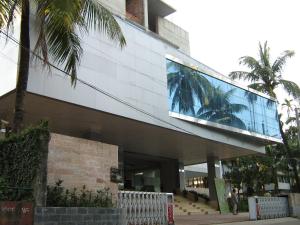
left=248, top=197, right=289, bottom=220
left=118, top=191, right=174, bottom=225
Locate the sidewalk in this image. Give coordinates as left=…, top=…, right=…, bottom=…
left=217, top=217, right=300, bottom=225
left=175, top=213, right=300, bottom=225
left=175, top=212, right=250, bottom=225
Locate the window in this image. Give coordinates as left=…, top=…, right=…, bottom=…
left=167, top=59, right=281, bottom=139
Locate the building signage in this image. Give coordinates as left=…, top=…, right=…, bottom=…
left=167, top=203, right=174, bottom=225
left=214, top=178, right=230, bottom=214
left=110, top=167, right=122, bottom=183
left=0, top=202, right=33, bottom=225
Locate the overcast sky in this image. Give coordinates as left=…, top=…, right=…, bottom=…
left=1, top=0, right=300, bottom=106
left=165, top=0, right=300, bottom=105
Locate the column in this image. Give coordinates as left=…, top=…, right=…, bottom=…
left=207, top=155, right=218, bottom=207
left=179, top=162, right=186, bottom=191
left=160, top=159, right=179, bottom=193
left=143, top=0, right=149, bottom=29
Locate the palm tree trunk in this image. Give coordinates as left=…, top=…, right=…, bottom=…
left=12, top=0, right=30, bottom=133
left=279, top=120, right=300, bottom=192
left=273, top=168, right=279, bottom=195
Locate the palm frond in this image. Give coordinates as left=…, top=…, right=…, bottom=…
left=286, top=117, right=296, bottom=125
left=248, top=83, right=265, bottom=92
left=272, top=50, right=295, bottom=74
left=35, top=0, right=83, bottom=84
left=228, top=71, right=249, bottom=80
left=239, top=56, right=262, bottom=71
left=33, top=0, right=126, bottom=85
left=0, top=0, right=20, bottom=31
left=279, top=79, right=300, bottom=99
left=259, top=41, right=271, bottom=67
left=82, top=0, right=126, bottom=48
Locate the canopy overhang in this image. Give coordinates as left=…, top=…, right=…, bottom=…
left=0, top=91, right=265, bottom=165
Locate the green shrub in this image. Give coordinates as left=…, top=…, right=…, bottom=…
left=0, top=121, right=49, bottom=201
left=47, top=180, right=114, bottom=208
left=227, top=197, right=249, bottom=212
left=238, top=198, right=249, bottom=212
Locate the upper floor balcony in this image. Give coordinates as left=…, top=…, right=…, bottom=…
left=98, top=0, right=190, bottom=54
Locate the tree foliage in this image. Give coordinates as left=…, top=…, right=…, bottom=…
left=229, top=41, right=300, bottom=192
left=229, top=41, right=300, bottom=100
left=0, top=121, right=50, bottom=201
left=1, top=0, right=126, bottom=85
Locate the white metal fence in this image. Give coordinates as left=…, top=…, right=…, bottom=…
left=118, top=191, right=174, bottom=225
left=248, top=197, right=289, bottom=220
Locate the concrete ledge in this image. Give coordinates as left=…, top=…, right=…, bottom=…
left=34, top=207, right=125, bottom=225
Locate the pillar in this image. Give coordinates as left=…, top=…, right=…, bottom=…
left=179, top=162, right=185, bottom=191
left=143, top=0, right=149, bottom=29
left=160, top=159, right=179, bottom=193
left=207, top=155, right=218, bottom=207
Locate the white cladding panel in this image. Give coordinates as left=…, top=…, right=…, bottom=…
left=26, top=17, right=265, bottom=153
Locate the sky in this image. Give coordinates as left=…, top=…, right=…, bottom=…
left=164, top=0, right=300, bottom=106
left=0, top=18, right=19, bottom=96
left=1, top=0, right=300, bottom=105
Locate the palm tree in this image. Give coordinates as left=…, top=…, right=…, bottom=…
left=229, top=41, right=300, bottom=192
left=282, top=99, right=294, bottom=118
left=0, top=0, right=126, bottom=133
left=197, top=87, right=248, bottom=130
left=167, top=60, right=212, bottom=115
left=229, top=41, right=300, bottom=99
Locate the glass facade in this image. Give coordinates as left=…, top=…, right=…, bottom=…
left=167, top=59, right=281, bottom=140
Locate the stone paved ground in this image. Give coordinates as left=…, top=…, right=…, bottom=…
left=217, top=217, right=300, bottom=225
left=175, top=212, right=250, bottom=225
left=174, top=213, right=299, bottom=225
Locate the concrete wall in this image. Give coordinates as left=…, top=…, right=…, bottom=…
left=48, top=133, right=119, bottom=195
left=27, top=16, right=265, bottom=156
left=157, top=17, right=190, bottom=55
left=98, top=0, right=126, bottom=17
left=289, top=193, right=300, bottom=218
left=34, top=207, right=124, bottom=225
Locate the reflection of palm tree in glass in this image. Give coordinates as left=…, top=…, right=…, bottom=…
left=245, top=91, right=257, bottom=132
left=167, top=61, right=212, bottom=115
left=197, top=87, right=248, bottom=130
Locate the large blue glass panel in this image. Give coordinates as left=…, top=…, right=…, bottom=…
left=166, top=59, right=281, bottom=139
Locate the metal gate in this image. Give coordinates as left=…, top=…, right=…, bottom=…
left=117, top=191, right=174, bottom=225
left=248, top=197, right=289, bottom=220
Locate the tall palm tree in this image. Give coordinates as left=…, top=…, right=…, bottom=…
left=197, top=87, right=248, bottom=130
left=229, top=41, right=300, bottom=99
left=0, top=0, right=126, bottom=133
left=282, top=99, right=294, bottom=118
left=229, top=41, right=300, bottom=192
left=167, top=60, right=212, bottom=115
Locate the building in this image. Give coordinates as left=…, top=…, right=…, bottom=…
left=0, top=0, right=281, bottom=204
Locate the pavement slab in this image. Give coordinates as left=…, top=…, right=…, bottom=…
left=175, top=213, right=299, bottom=225
left=217, top=217, right=300, bottom=225
left=175, top=212, right=250, bottom=225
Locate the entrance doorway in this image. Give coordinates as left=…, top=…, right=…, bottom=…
left=120, top=152, right=180, bottom=193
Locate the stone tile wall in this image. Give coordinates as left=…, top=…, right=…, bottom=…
left=34, top=207, right=125, bottom=225
left=48, top=133, right=118, bottom=196
left=157, top=17, right=190, bottom=55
